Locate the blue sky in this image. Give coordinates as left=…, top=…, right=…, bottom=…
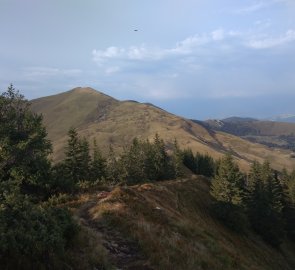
left=1, top=0, right=295, bottom=119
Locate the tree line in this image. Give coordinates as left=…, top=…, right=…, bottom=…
left=211, top=154, right=295, bottom=247
left=52, top=129, right=216, bottom=191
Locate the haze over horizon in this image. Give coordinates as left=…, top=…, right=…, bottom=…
left=1, top=0, right=295, bottom=120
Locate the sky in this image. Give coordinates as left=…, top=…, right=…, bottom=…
left=0, top=0, right=295, bottom=120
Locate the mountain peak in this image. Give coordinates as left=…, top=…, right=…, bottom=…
left=70, top=86, right=97, bottom=93
left=69, top=87, right=115, bottom=99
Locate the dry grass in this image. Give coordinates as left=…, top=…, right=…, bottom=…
left=63, top=225, right=113, bottom=270
left=78, top=176, right=295, bottom=270
left=31, top=87, right=295, bottom=171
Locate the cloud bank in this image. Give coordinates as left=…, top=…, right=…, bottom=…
left=91, top=27, right=295, bottom=100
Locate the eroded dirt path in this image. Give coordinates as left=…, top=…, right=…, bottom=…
left=77, top=191, right=153, bottom=270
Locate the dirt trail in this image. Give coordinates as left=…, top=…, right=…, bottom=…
left=77, top=191, right=153, bottom=270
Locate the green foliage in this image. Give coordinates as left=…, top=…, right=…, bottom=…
left=90, top=139, right=107, bottom=182
left=106, top=144, right=124, bottom=183
left=195, top=153, right=215, bottom=177
left=0, top=84, right=52, bottom=199
left=0, top=195, right=78, bottom=268
left=246, top=161, right=285, bottom=247
left=120, top=138, right=148, bottom=184
left=210, top=154, right=247, bottom=231
left=149, top=133, right=175, bottom=181
left=0, top=85, right=79, bottom=268
left=182, top=148, right=197, bottom=174
left=171, top=139, right=186, bottom=178
left=278, top=169, right=295, bottom=242
left=210, top=156, right=295, bottom=247
left=182, top=149, right=215, bottom=177
left=118, top=135, right=176, bottom=184
left=64, top=128, right=91, bottom=183
left=211, top=154, right=245, bottom=205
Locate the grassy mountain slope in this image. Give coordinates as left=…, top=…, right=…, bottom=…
left=203, top=118, right=295, bottom=153
left=73, top=176, right=295, bottom=270
left=31, top=87, right=295, bottom=171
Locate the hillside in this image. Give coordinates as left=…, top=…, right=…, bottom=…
left=72, top=176, right=295, bottom=270
left=31, top=87, right=295, bottom=171
left=202, top=118, right=295, bottom=153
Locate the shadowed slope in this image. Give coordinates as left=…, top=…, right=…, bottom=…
left=74, top=177, right=295, bottom=270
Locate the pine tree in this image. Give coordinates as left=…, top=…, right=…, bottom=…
left=106, top=145, right=123, bottom=183
left=210, top=154, right=247, bottom=231
left=246, top=161, right=284, bottom=247
left=79, top=138, right=91, bottom=179
left=121, top=138, right=147, bottom=184
left=0, top=84, right=52, bottom=198
left=196, top=152, right=215, bottom=177
left=0, top=85, right=78, bottom=267
left=171, top=139, right=185, bottom=178
left=64, top=128, right=90, bottom=183
left=211, top=154, right=244, bottom=205
left=182, top=148, right=197, bottom=174
left=90, top=139, right=106, bottom=181
left=280, top=169, right=295, bottom=241
left=152, top=134, right=174, bottom=180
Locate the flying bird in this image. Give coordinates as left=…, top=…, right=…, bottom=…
left=134, top=29, right=138, bottom=32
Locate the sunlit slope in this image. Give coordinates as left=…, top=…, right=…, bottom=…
left=75, top=177, right=295, bottom=270
left=31, top=87, right=295, bottom=171
left=31, top=87, right=119, bottom=140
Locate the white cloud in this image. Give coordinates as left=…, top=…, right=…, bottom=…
left=211, top=29, right=225, bottom=41
left=174, top=35, right=210, bottom=52
left=248, top=29, right=295, bottom=49
left=92, top=32, right=220, bottom=65
left=105, top=66, right=120, bottom=75
left=127, top=46, right=150, bottom=60
left=234, top=2, right=269, bottom=14
left=92, top=47, right=125, bottom=65
left=90, top=26, right=295, bottom=101
left=22, top=67, right=82, bottom=79
left=232, top=0, right=290, bottom=14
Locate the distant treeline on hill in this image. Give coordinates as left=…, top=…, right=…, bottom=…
left=53, top=128, right=216, bottom=191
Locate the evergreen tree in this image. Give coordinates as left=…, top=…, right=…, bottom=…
left=279, top=169, right=295, bottom=242
left=120, top=138, right=147, bottom=184
left=0, top=84, right=52, bottom=198
left=0, top=85, right=78, bottom=267
left=171, top=139, right=186, bottom=178
left=152, top=134, right=175, bottom=180
left=64, top=128, right=90, bottom=183
left=196, top=152, right=215, bottom=177
left=90, top=139, right=107, bottom=181
left=106, top=145, right=123, bottom=183
left=211, top=154, right=244, bottom=205
left=79, top=138, right=91, bottom=179
left=246, top=161, right=285, bottom=247
left=210, top=154, right=247, bottom=231
left=182, top=148, right=197, bottom=174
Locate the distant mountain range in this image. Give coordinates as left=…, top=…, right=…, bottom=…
left=200, top=116, right=295, bottom=154
left=268, top=114, right=295, bottom=123
left=30, top=87, right=295, bottom=171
